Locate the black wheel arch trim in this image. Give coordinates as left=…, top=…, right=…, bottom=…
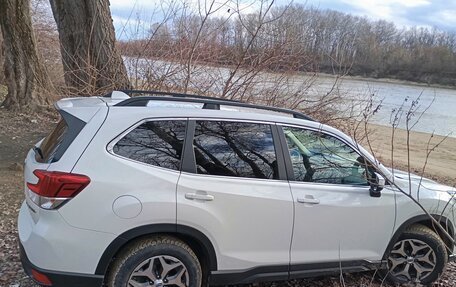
left=95, top=224, right=218, bottom=275
left=383, top=214, right=454, bottom=260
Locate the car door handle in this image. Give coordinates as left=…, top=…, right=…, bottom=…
left=185, top=193, right=214, bottom=201
left=297, top=196, right=320, bottom=205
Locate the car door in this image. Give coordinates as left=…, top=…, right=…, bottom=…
left=278, top=124, right=396, bottom=274
left=176, top=120, right=294, bottom=274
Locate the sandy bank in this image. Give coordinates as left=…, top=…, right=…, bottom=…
left=359, top=124, right=456, bottom=186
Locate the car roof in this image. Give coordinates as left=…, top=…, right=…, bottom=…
left=113, top=90, right=314, bottom=119
left=55, top=90, right=320, bottom=126
left=110, top=104, right=320, bottom=126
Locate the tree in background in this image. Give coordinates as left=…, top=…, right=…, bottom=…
left=49, top=0, right=131, bottom=95
left=0, top=0, right=53, bottom=110
left=119, top=3, right=456, bottom=87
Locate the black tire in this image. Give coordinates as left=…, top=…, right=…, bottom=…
left=107, top=236, right=202, bottom=287
left=385, top=224, right=448, bottom=285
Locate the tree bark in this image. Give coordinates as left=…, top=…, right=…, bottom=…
left=0, top=0, right=52, bottom=111
left=49, top=0, right=131, bottom=95
left=0, top=29, right=4, bottom=85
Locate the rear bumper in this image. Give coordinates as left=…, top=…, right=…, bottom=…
left=17, top=200, right=116, bottom=286
left=20, top=241, right=103, bottom=287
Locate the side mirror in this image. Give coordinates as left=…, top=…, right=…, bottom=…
left=369, top=172, right=385, bottom=198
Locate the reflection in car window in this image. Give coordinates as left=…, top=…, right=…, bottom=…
left=283, top=127, right=369, bottom=185
left=113, top=121, right=186, bottom=170
left=39, top=119, right=67, bottom=163
left=193, top=121, right=278, bottom=179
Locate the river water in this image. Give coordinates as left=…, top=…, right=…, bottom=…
left=307, top=76, right=456, bottom=137
left=124, top=57, right=456, bottom=138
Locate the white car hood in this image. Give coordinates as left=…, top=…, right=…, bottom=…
left=391, top=169, right=454, bottom=193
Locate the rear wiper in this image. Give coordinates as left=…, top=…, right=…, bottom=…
left=33, top=146, right=44, bottom=159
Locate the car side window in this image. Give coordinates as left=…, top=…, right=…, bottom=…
left=193, top=121, right=279, bottom=179
left=283, top=126, right=369, bottom=185
left=113, top=120, right=186, bottom=171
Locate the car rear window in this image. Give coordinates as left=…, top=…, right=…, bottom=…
left=36, top=119, right=68, bottom=163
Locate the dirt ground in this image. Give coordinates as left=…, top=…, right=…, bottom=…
left=0, top=108, right=56, bottom=287
left=0, top=105, right=455, bottom=287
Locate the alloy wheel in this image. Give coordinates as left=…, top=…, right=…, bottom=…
left=388, top=238, right=437, bottom=282
left=128, top=255, right=189, bottom=287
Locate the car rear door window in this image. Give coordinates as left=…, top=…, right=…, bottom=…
left=113, top=120, right=187, bottom=171
left=193, top=121, right=279, bottom=179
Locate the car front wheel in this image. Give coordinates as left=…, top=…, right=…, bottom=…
left=386, top=224, right=448, bottom=285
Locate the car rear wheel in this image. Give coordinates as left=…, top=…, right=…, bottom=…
left=386, top=224, right=448, bottom=285
left=107, top=236, right=202, bottom=287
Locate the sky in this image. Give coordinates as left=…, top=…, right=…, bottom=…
left=109, top=0, right=456, bottom=39
left=304, top=0, right=456, bottom=30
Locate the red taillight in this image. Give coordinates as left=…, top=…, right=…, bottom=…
left=27, top=170, right=90, bottom=198
left=31, top=268, right=52, bottom=285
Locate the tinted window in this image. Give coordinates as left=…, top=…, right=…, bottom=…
left=283, top=126, right=369, bottom=185
left=193, top=121, right=278, bottom=179
left=113, top=120, right=186, bottom=171
left=38, top=119, right=68, bottom=163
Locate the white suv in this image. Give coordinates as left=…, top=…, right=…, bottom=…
left=18, top=90, right=455, bottom=287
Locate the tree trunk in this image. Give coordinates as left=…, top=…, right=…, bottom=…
left=0, top=29, right=4, bottom=85
left=0, top=0, right=52, bottom=111
left=49, top=0, right=131, bottom=95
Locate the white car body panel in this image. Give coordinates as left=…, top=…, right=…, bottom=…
left=18, top=201, right=116, bottom=273
left=177, top=172, right=294, bottom=270
left=290, top=183, right=396, bottom=263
